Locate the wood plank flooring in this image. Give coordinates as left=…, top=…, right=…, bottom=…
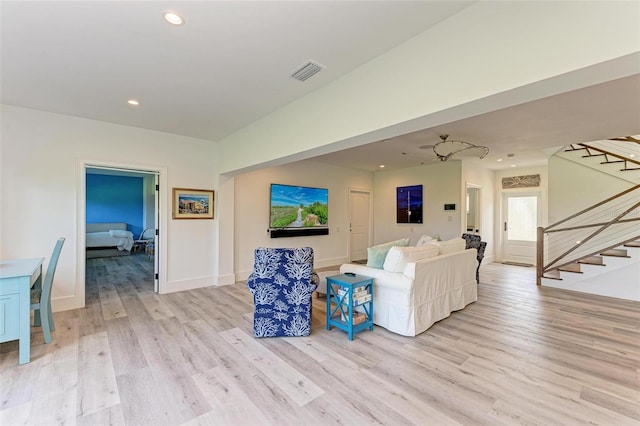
left=1, top=254, right=639, bottom=425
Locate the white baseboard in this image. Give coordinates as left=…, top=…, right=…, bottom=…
left=52, top=295, right=79, bottom=312
left=216, top=273, right=236, bottom=286
left=163, top=276, right=215, bottom=293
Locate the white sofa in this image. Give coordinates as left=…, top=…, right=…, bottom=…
left=339, top=246, right=478, bottom=337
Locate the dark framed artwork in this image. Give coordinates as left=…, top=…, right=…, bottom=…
left=396, top=185, right=423, bottom=223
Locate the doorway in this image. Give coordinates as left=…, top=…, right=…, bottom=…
left=466, top=184, right=481, bottom=234
left=349, top=189, right=372, bottom=262
left=502, top=192, right=540, bottom=266
left=85, top=167, right=159, bottom=292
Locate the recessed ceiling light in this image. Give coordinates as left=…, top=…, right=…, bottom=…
left=510, top=164, right=516, bottom=167
left=163, top=10, right=184, bottom=25
left=379, top=165, right=385, bottom=168
left=496, top=158, right=503, bottom=162
left=630, top=154, right=635, bottom=158
left=127, top=99, right=140, bottom=106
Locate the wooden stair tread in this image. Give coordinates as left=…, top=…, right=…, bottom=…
left=578, top=255, right=605, bottom=266
left=557, top=264, right=583, bottom=274
left=624, top=241, right=640, bottom=248
left=600, top=249, right=631, bottom=258
left=542, top=269, right=562, bottom=280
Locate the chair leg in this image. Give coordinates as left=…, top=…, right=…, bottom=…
left=33, top=308, right=41, bottom=327
left=48, top=298, right=55, bottom=332
left=40, top=304, right=52, bottom=344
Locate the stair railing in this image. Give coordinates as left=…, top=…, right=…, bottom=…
left=536, top=184, right=640, bottom=285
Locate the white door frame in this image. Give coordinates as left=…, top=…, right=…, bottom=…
left=348, top=188, right=373, bottom=262
left=77, top=160, right=168, bottom=308
left=500, top=190, right=541, bottom=265
left=465, top=182, right=482, bottom=234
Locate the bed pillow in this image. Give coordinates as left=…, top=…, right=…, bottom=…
left=366, top=238, right=410, bottom=269
left=383, top=244, right=440, bottom=273
left=416, top=234, right=434, bottom=246
left=433, top=237, right=466, bottom=255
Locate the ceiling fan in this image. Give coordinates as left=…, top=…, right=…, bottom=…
left=432, top=134, right=490, bottom=161
left=402, top=134, right=490, bottom=163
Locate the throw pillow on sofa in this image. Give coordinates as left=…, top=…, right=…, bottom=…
left=383, top=244, right=440, bottom=273
left=431, top=237, right=466, bottom=255
left=415, top=234, right=434, bottom=246
left=366, top=238, right=410, bottom=269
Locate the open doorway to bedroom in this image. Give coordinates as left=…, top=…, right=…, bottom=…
left=85, top=166, right=159, bottom=300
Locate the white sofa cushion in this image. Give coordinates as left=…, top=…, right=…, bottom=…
left=383, top=245, right=439, bottom=273
left=431, top=237, right=466, bottom=255
left=366, top=238, right=410, bottom=269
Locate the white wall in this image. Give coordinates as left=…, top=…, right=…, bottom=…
left=0, top=105, right=220, bottom=311
left=462, top=161, right=496, bottom=261
left=548, top=155, right=633, bottom=223
left=373, top=161, right=462, bottom=245
left=493, top=165, right=549, bottom=262
left=233, top=160, right=373, bottom=279
left=217, top=2, right=640, bottom=174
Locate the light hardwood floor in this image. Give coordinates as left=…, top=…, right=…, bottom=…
left=1, top=254, right=638, bottom=425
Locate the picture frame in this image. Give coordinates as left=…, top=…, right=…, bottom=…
left=396, top=185, right=423, bottom=223
left=172, top=188, right=214, bottom=219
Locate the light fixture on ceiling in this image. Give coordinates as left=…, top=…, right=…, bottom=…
left=433, top=134, right=489, bottom=162
left=127, top=99, right=140, bottom=106
left=163, top=10, right=184, bottom=25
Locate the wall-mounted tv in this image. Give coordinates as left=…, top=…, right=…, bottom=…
left=269, top=183, right=329, bottom=238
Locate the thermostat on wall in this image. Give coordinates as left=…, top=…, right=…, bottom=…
left=443, top=203, right=456, bottom=211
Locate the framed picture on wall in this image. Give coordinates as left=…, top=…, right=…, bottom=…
left=396, top=185, right=423, bottom=223
left=172, top=188, right=214, bottom=219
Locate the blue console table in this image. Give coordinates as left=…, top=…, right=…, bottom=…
left=326, top=273, right=373, bottom=340
left=0, top=257, right=44, bottom=364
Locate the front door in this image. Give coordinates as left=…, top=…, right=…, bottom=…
left=349, top=190, right=371, bottom=262
left=502, top=193, right=539, bottom=265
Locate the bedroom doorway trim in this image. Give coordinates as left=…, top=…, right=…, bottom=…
left=77, top=160, right=168, bottom=308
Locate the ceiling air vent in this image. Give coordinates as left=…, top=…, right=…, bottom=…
left=291, top=60, right=324, bottom=82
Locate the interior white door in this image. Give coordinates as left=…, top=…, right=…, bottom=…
left=502, top=193, right=539, bottom=265
left=349, top=190, right=371, bottom=262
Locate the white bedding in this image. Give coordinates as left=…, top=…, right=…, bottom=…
left=86, top=230, right=134, bottom=251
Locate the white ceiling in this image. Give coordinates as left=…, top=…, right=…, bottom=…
left=0, top=1, right=471, bottom=140
left=2, top=1, right=639, bottom=173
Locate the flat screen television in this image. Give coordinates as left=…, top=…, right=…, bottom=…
left=269, top=183, right=329, bottom=238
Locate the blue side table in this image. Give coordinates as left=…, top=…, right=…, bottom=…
left=326, top=273, right=373, bottom=340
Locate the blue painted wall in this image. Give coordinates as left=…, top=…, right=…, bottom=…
left=86, top=174, right=143, bottom=238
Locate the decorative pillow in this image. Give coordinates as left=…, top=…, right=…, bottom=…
left=383, top=244, right=440, bottom=273
left=434, top=237, right=466, bottom=255
left=366, top=238, right=410, bottom=269
left=415, top=234, right=434, bottom=247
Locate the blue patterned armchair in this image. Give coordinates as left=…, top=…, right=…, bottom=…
left=462, top=233, right=487, bottom=284
left=247, top=247, right=318, bottom=337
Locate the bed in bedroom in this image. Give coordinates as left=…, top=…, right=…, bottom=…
left=86, top=222, right=134, bottom=255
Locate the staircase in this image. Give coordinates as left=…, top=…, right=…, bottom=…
left=540, top=240, right=640, bottom=301
left=537, top=137, right=640, bottom=301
